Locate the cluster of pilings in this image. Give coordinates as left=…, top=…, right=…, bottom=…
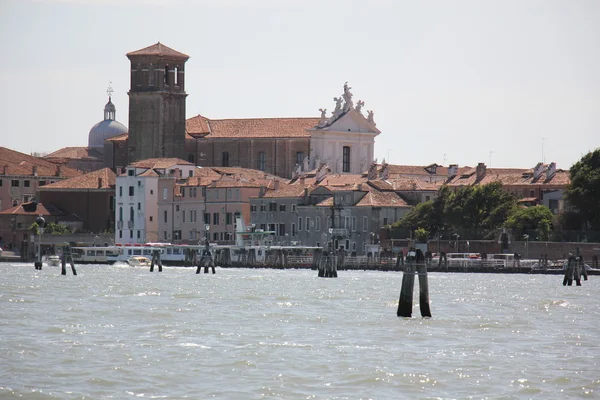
left=397, top=248, right=431, bottom=318
left=563, top=254, right=588, bottom=286
left=150, top=249, right=163, bottom=272
left=315, top=249, right=339, bottom=278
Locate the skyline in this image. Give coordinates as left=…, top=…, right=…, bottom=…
left=1, top=0, right=599, bottom=170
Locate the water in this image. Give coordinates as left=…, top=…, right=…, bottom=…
left=1, top=263, right=598, bottom=400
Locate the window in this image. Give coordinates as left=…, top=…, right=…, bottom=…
left=530, top=189, right=535, bottom=197
left=215, top=190, right=219, bottom=200
left=213, top=232, right=219, bottom=241
left=119, top=230, right=122, bottom=239
left=425, top=196, right=431, bottom=201
left=292, top=223, right=297, bottom=236
left=119, top=186, right=123, bottom=196
left=109, top=196, right=114, bottom=211
left=149, top=216, right=153, bottom=222
left=137, top=181, right=141, bottom=187
left=260, top=224, right=266, bottom=231
left=352, top=217, right=357, bottom=231
left=182, top=210, right=186, bottom=223
left=260, top=203, right=266, bottom=212
left=278, top=223, right=286, bottom=236
left=130, top=207, right=134, bottom=222
left=363, top=216, right=368, bottom=232
left=296, top=152, right=304, bottom=166
left=298, top=217, right=303, bottom=231
left=257, top=151, right=266, bottom=171
left=306, top=217, right=310, bottom=230
left=164, top=231, right=168, bottom=240
left=128, top=169, right=134, bottom=176
left=0, top=179, right=2, bottom=186
left=227, top=189, right=232, bottom=199
left=150, top=190, right=153, bottom=194
left=206, top=191, right=210, bottom=201
left=342, top=146, right=351, bottom=172
left=316, top=216, right=321, bottom=231
left=213, top=213, right=219, bottom=225
left=204, top=213, right=210, bottom=224
left=188, top=154, right=195, bottom=163
left=137, top=231, right=141, bottom=239
left=137, top=203, right=141, bottom=210
left=383, top=218, right=388, bottom=226
left=226, top=213, right=232, bottom=225
left=279, top=204, right=286, bottom=212
left=222, top=152, right=229, bottom=167
left=24, top=180, right=30, bottom=187
left=164, top=210, right=168, bottom=223
left=269, top=202, right=277, bottom=212
left=129, top=186, right=134, bottom=196
left=11, top=180, right=19, bottom=187
left=292, top=204, right=296, bottom=212
left=235, top=189, right=240, bottom=200
left=189, top=170, right=193, bottom=178
left=119, top=207, right=123, bottom=221
left=130, top=230, right=133, bottom=239
left=251, top=205, right=257, bottom=212
left=39, top=180, right=45, bottom=186
left=176, top=205, right=179, bottom=212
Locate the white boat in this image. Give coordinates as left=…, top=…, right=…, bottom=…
left=127, top=256, right=152, bottom=267
left=45, top=255, right=61, bottom=267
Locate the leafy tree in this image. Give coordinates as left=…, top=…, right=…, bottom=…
left=414, top=228, right=429, bottom=243
left=504, top=205, right=554, bottom=241
left=565, top=148, right=600, bottom=230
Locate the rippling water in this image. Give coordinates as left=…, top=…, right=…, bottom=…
left=1, top=263, right=598, bottom=399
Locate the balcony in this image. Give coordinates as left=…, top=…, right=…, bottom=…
left=117, top=220, right=123, bottom=229
left=329, top=228, right=349, bottom=238
left=128, top=220, right=134, bottom=229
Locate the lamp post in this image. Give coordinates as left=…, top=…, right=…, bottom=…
left=523, top=234, right=529, bottom=259
left=35, top=215, right=45, bottom=270
left=204, top=224, right=210, bottom=244
left=453, top=233, right=460, bottom=253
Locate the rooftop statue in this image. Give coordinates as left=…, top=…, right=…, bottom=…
left=355, top=100, right=365, bottom=114
left=332, top=97, right=343, bottom=119
left=367, top=110, right=376, bottom=126
left=318, top=108, right=327, bottom=127
left=343, top=81, right=354, bottom=111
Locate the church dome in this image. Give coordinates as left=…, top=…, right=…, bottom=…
left=88, top=96, right=128, bottom=148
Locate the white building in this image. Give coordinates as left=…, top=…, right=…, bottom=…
left=308, top=82, right=380, bottom=175
left=115, top=158, right=195, bottom=244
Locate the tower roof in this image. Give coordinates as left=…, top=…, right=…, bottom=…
left=126, top=42, right=189, bottom=60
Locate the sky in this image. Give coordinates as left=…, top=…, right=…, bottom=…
left=1, top=0, right=599, bottom=170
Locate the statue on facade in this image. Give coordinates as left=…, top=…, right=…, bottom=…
left=303, top=156, right=310, bottom=172
left=343, top=81, right=353, bottom=112
left=367, top=110, right=376, bottom=126
left=332, top=97, right=343, bottom=119
left=318, top=108, right=327, bottom=127
left=355, top=100, right=365, bottom=114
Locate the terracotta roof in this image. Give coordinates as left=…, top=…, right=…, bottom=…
left=0, top=147, right=82, bottom=178
left=45, top=147, right=103, bottom=160
left=316, top=174, right=367, bottom=187
left=262, top=181, right=308, bottom=198
left=38, top=168, right=116, bottom=190
left=446, top=167, right=570, bottom=187
left=187, top=115, right=319, bottom=139
left=387, top=178, right=441, bottom=191
left=129, top=158, right=193, bottom=169
left=356, top=190, right=410, bottom=208
left=126, top=42, right=189, bottom=60
left=0, top=201, right=65, bottom=216
left=138, top=169, right=159, bottom=177
left=105, top=133, right=128, bottom=142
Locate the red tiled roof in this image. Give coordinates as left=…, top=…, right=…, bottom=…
left=262, top=181, right=308, bottom=198
left=187, top=115, right=319, bottom=139
left=45, top=147, right=103, bottom=160
left=0, top=201, right=65, bottom=216
left=446, top=167, right=570, bottom=187
left=0, top=147, right=82, bottom=178
left=126, top=42, right=189, bottom=60
left=38, top=168, right=116, bottom=190
left=129, top=158, right=193, bottom=169
left=356, top=190, right=410, bottom=207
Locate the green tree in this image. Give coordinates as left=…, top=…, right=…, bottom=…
left=504, top=205, right=554, bottom=241
left=565, top=148, right=600, bottom=230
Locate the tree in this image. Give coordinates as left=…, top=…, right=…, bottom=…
left=565, top=148, right=600, bottom=230
left=504, top=205, right=554, bottom=241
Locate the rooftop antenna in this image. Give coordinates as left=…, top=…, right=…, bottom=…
left=443, top=153, right=447, bottom=165
left=489, top=150, right=495, bottom=167
left=542, top=137, right=547, bottom=163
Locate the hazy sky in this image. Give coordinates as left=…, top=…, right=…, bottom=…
left=1, top=0, right=598, bottom=170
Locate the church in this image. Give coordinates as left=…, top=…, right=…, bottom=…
left=50, top=43, right=381, bottom=179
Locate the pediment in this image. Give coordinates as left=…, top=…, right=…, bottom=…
left=312, top=109, right=380, bottom=135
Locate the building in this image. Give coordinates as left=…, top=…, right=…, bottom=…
left=0, top=147, right=81, bottom=212
left=126, top=43, right=189, bottom=162
left=115, top=158, right=195, bottom=244
left=37, top=168, right=117, bottom=233
left=45, top=87, right=128, bottom=172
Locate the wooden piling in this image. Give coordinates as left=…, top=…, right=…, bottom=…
left=150, top=250, right=163, bottom=272
left=397, top=262, right=415, bottom=318
left=60, top=245, right=77, bottom=276
left=416, top=250, right=431, bottom=318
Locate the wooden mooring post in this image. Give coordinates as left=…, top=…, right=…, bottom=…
left=397, top=248, right=431, bottom=318
left=150, top=249, right=163, bottom=272
left=60, top=244, right=77, bottom=276
left=318, top=251, right=338, bottom=278
left=196, top=242, right=215, bottom=274
left=563, top=253, right=587, bottom=286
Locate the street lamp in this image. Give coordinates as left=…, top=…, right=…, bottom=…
left=523, top=234, right=529, bottom=259
left=453, top=233, right=460, bottom=253
left=204, top=224, right=210, bottom=244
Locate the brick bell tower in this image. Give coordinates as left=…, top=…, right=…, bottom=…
left=126, top=43, right=189, bottom=162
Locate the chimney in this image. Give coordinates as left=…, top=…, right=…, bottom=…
left=32, top=166, right=38, bottom=177
left=259, top=185, right=265, bottom=197
left=476, top=162, right=486, bottom=181
left=56, top=165, right=62, bottom=177
left=274, top=180, right=280, bottom=191
left=299, top=176, right=305, bottom=186
left=533, top=162, right=544, bottom=180
left=357, top=183, right=362, bottom=191
left=545, top=162, right=557, bottom=180
left=448, top=164, right=458, bottom=178
left=98, top=177, right=103, bottom=188
left=367, top=162, right=377, bottom=180
left=3, top=165, right=7, bottom=175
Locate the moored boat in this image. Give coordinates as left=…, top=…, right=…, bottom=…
left=127, top=256, right=152, bottom=267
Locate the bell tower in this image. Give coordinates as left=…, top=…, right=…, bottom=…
left=126, top=42, right=189, bottom=162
